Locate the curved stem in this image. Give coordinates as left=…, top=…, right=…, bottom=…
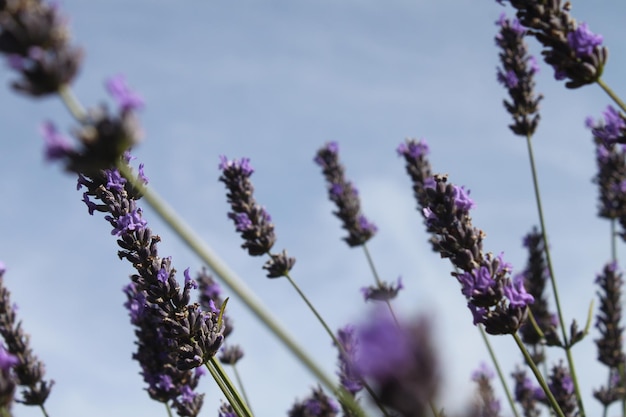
left=479, top=326, right=520, bottom=417
left=165, top=403, right=173, bottom=417
left=513, top=333, right=565, bottom=417
left=525, top=135, right=586, bottom=416
left=597, top=79, right=626, bottom=114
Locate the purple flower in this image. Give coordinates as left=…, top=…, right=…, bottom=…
left=108, top=209, right=147, bottom=236
left=334, top=325, right=363, bottom=396
left=105, top=74, right=145, bottom=112
left=567, top=22, right=603, bottom=58
left=497, top=69, right=519, bottom=89
left=396, top=139, right=429, bottom=158
left=503, top=274, right=535, bottom=307
left=355, top=312, right=439, bottom=417
left=587, top=106, right=626, bottom=146
left=0, top=346, right=18, bottom=372
left=472, top=362, right=495, bottom=382
left=288, top=387, right=339, bottom=417
left=452, top=185, right=474, bottom=211
left=40, top=121, right=73, bottom=161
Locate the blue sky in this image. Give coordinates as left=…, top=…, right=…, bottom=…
left=1, top=1, right=626, bottom=416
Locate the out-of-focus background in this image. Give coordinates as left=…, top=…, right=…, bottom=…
left=0, top=1, right=625, bottom=416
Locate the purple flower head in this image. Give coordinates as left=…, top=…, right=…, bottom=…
left=0, top=262, right=5, bottom=275
left=0, top=346, right=18, bottom=372
left=396, top=139, right=429, bottom=158
left=288, top=387, right=339, bottom=417
left=355, top=312, right=439, bottom=416
left=109, top=209, right=147, bottom=236
left=458, top=266, right=497, bottom=299
left=183, top=268, right=198, bottom=290
left=232, top=212, right=252, bottom=232
left=497, top=69, right=519, bottom=89
left=503, top=274, right=535, bottom=308
left=452, top=185, right=474, bottom=211
left=472, top=362, right=495, bottom=382
left=157, top=267, right=169, bottom=284
left=219, top=155, right=254, bottom=176
left=105, top=169, right=126, bottom=192
left=335, top=325, right=364, bottom=396
left=357, top=215, right=377, bottom=235
left=138, top=163, right=149, bottom=184
left=105, top=74, right=145, bottom=112
left=528, top=56, right=540, bottom=74
left=40, top=121, right=73, bottom=161
left=355, top=313, right=412, bottom=379
left=567, top=22, right=603, bottom=58
left=587, top=106, right=626, bottom=146
left=330, top=183, right=343, bottom=196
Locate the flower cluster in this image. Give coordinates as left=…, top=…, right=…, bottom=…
left=471, top=363, right=501, bottom=417
left=354, top=312, right=439, bottom=417
left=511, top=368, right=542, bottom=417
left=314, top=142, right=377, bottom=247
left=422, top=175, right=534, bottom=334
left=0, top=0, right=82, bottom=96
left=0, top=263, right=52, bottom=407
left=219, top=156, right=296, bottom=278
left=42, top=74, right=144, bottom=176
left=498, top=0, right=606, bottom=88
left=495, top=13, right=542, bottom=136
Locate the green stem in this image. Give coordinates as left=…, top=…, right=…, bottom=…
left=206, top=359, right=250, bottom=417
left=611, top=219, right=617, bottom=263
left=58, top=85, right=86, bottom=121
left=479, top=326, right=520, bottom=417
left=525, top=135, right=586, bottom=416
left=211, top=358, right=253, bottom=417
left=513, top=333, right=565, bottom=417
left=362, top=244, right=398, bottom=325
left=283, top=273, right=389, bottom=417
left=597, top=79, right=626, bottom=114
left=165, top=403, right=173, bottom=417
left=232, top=364, right=253, bottom=414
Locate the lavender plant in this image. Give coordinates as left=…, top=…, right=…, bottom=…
left=1, top=1, right=626, bottom=417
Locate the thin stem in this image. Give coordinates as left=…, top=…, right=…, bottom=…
left=597, top=79, right=626, bottom=114
left=232, top=363, right=253, bottom=414
left=210, top=358, right=253, bottom=417
left=58, top=85, right=86, bottom=121
left=611, top=219, right=617, bottom=263
left=362, top=243, right=399, bottom=325
left=479, top=325, right=521, bottom=417
left=115, top=162, right=356, bottom=413
left=513, top=333, right=565, bottom=417
left=284, top=273, right=390, bottom=417
left=206, top=360, right=250, bottom=417
left=35, top=404, right=50, bottom=417
left=165, top=403, right=173, bottom=417
left=525, top=135, right=586, bottom=416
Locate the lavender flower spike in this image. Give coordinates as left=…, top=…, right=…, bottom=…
left=587, top=106, right=626, bottom=147
left=219, top=155, right=295, bottom=278
left=0, top=1, right=83, bottom=96
left=355, top=312, right=439, bottom=417
left=500, top=1, right=606, bottom=88
left=471, top=363, right=501, bottom=417
left=0, top=264, right=53, bottom=407
left=594, top=262, right=625, bottom=369
left=315, top=141, right=377, bottom=247
left=424, top=175, right=533, bottom=334
left=495, top=13, right=543, bottom=137
left=334, top=326, right=363, bottom=397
